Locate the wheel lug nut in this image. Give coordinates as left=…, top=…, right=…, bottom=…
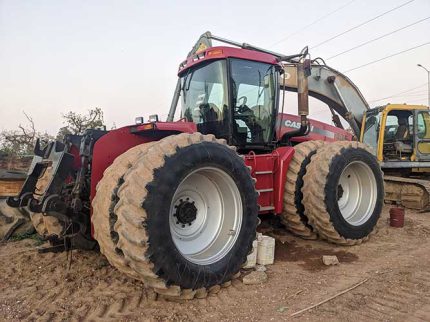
left=176, top=221, right=179, bottom=224
left=181, top=224, right=185, bottom=228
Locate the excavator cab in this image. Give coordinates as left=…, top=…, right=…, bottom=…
left=361, top=104, right=430, bottom=210
left=360, top=104, right=430, bottom=168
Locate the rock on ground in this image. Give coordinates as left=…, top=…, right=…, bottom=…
left=242, top=271, right=268, bottom=285
left=322, top=255, right=340, bottom=266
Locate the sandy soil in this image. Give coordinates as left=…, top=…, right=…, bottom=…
left=1, top=206, right=430, bottom=322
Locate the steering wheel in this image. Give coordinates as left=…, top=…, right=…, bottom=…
left=237, top=96, right=247, bottom=109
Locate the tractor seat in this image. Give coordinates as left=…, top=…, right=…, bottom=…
left=394, top=141, right=413, bottom=154
left=395, top=124, right=409, bottom=140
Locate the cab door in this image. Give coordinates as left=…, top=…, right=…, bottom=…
left=414, top=110, right=430, bottom=161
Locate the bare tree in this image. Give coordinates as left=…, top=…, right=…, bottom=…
left=1, top=108, right=106, bottom=159
left=0, top=112, right=52, bottom=156
left=57, top=107, right=105, bottom=140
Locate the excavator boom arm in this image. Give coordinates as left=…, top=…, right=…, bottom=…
left=281, top=63, right=369, bottom=137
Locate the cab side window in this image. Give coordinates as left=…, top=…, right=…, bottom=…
left=384, top=115, right=398, bottom=141
left=417, top=111, right=430, bottom=154
left=417, top=112, right=429, bottom=139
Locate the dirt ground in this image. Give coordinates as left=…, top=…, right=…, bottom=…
left=1, top=206, right=430, bottom=322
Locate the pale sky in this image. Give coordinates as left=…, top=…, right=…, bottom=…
left=1, top=0, right=429, bottom=135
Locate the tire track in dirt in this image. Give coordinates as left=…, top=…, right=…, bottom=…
left=83, top=278, right=253, bottom=321
left=409, top=303, right=430, bottom=322
left=84, top=291, right=148, bottom=321
left=309, top=263, right=430, bottom=321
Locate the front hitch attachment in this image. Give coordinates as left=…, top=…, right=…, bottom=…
left=7, top=161, right=48, bottom=208
left=7, top=140, right=74, bottom=212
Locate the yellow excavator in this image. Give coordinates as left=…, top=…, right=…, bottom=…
left=360, top=104, right=430, bottom=210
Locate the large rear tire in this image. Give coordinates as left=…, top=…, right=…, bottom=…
left=281, top=140, right=324, bottom=239
left=91, top=142, right=156, bottom=279
left=302, top=141, right=384, bottom=245
left=94, top=133, right=258, bottom=300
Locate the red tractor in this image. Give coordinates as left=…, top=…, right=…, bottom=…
left=8, top=32, right=383, bottom=300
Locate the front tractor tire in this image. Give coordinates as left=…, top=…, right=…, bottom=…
left=92, top=133, right=258, bottom=300
left=91, top=142, right=156, bottom=280
left=302, top=141, right=384, bottom=245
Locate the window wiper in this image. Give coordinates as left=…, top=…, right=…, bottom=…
left=257, top=66, right=274, bottom=103
left=232, top=79, right=238, bottom=106
left=186, top=70, right=194, bottom=91
left=204, top=80, right=209, bottom=104
left=181, top=69, right=194, bottom=104
left=182, top=69, right=194, bottom=92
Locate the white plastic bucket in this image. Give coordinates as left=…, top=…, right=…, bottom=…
left=243, top=239, right=258, bottom=269
left=257, top=235, right=275, bottom=265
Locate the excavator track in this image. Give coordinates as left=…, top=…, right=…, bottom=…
left=384, top=175, right=430, bottom=210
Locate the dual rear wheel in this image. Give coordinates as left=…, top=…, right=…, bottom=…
left=282, top=141, right=383, bottom=245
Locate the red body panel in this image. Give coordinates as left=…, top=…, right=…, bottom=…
left=133, top=121, right=197, bottom=134
left=90, top=121, right=197, bottom=204
left=277, top=113, right=353, bottom=142
left=244, top=147, right=295, bottom=214
left=178, top=46, right=279, bottom=76
left=91, top=126, right=154, bottom=203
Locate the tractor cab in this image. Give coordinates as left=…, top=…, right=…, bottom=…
left=179, top=54, right=279, bottom=150
left=360, top=104, right=430, bottom=167
left=167, top=32, right=373, bottom=152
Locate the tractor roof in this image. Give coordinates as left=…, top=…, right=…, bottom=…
left=178, top=46, right=279, bottom=76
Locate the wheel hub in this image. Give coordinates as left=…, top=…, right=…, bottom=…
left=337, top=185, right=344, bottom=200
left=337, top=161, right=377, bottom=226
left=169, top=167, right=242, bottom=265
left=174, top=199, right=197, bottom=226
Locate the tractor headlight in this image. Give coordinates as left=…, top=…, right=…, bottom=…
left=135, top=117, right=144, bottom=125
left=148, top=114, right=159, bottom=123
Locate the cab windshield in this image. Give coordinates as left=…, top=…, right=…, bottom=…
left=181, top=60, right=229, bottom=139
left=180, top=59, right=277, bottom=146
left=362, top=112, right=381, bottom=151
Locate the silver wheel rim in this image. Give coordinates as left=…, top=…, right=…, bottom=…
left=169, top=167, right=242, bottom=265
left=337, top=161, right=377, bottom=226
